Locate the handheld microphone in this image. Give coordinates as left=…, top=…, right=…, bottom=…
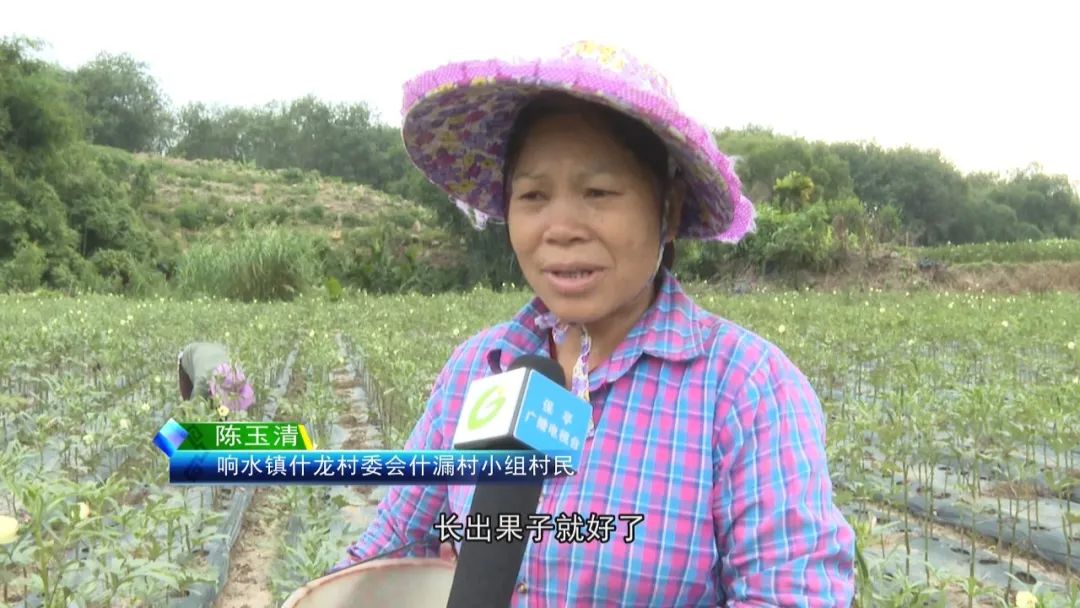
left=452, top=355, right=590, bottom=468
left=444, top=355, right=590, bottom=608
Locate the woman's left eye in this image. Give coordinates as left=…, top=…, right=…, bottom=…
left=585, top=188, right=614, bottom=198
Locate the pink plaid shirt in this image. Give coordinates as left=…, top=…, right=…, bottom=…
left=339, top=269, right=855, bottom=606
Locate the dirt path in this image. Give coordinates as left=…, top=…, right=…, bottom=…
left=213, top=348, right=387, bottom=608
left=212, top=488, right=279, bottom=608
left=326, top=368, right=387, bottom=532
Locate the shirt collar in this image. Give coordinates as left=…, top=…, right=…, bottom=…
left=485, top=268, right=716, bottom=389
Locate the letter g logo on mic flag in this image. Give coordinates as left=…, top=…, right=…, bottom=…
left=466, top=385, right=506, bottom=431
left=454, top=369, right=527, bottom=449
left=453, top=358, right=590, bottom=471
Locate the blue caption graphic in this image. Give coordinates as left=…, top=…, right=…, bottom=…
left=168, top=450, right=577, bottom=485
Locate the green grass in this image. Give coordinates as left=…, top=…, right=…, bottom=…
left=915, top=238, right=1080, bottom=265
left=175, top=226, right=323, bottom=302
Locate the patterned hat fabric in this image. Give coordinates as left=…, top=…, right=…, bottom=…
left=400, top=41, right=755, bottom=242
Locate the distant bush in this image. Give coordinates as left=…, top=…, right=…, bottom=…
left=317, top=212, right=466, bottom=294
left=175, top=227, right=323, bottom=301
left=298, top=205, right=325, bottom=224
left=340, top=213, right=362, bottom=228
left=325, top=277, right=344, bottom=301
left=255, top=204, right=293, bottom=225
left=131, top=164, right=156, bottom=206
left=175, top=200, right=209, bottom=230
left=1, top=242, right=48, bottom=291
left=282, top=167, right=306, bottom=184
left=90, top=248, right=160, bottom=295
left=674, top=198, right=877, bottom=280
left=143, top=201, right=178, bottom=228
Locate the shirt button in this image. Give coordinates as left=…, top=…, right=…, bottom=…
left=518, top=582, right=528, bottom=593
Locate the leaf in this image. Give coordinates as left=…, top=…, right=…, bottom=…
left=131, top=561, right=182, bottom=587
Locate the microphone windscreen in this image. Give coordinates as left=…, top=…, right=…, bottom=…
left=509, top=354, right=566, bottom=388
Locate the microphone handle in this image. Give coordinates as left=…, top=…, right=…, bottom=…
left=445, top=481, right=544, bottom=608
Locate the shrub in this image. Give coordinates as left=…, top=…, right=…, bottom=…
left=282, top=167, right=306, bottom=184
left=1, top=241, right=48, bottom=291
left=131, top=163, right=156, bottom=207
left=255, top=204, right=292, bottom=225
left=174, top=201, right=208, bottom=230
left=325, top=277, right=344, bottom=301
left=712, top=200, right=873, bottom=276
left=299, top=205, right=326, bottom=224
left=89, top=248, right=161, bottom=295
left=340, top=212, right=362, bottom=228
left=762, top=203, right=834, bottom=272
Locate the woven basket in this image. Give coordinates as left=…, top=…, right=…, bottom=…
left=281, top=558, right=455, bottom=608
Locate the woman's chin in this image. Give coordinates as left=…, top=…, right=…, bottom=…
left=537, top=297, right=608, bottom=325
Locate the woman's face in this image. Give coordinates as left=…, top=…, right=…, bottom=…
left=506, top=111, right=679, bottom=325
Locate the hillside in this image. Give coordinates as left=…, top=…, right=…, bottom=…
left=8, top=140, right=1080, bottom=297
left=122, top=149, right=1080, bottom=293
left=128, top=151, right=1080, bottom=295
left=130, top=152, right=452, bottom=251
left=77, top=148, right=476, bottom=296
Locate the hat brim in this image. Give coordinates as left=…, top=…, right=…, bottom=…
left=400, top=57, right=755, bottom=242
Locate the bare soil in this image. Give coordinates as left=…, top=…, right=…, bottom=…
left=213, top=359, right=388, bottom=608
left=212, top=488, right=279, bottom=608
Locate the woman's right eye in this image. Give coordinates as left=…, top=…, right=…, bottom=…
left=518, top=191, right=543, bottom=201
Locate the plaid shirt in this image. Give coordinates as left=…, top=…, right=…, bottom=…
left=338, top=270, right=855, bottom=606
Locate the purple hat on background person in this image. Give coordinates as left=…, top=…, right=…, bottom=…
left=399, top=40, right=755, bottom=242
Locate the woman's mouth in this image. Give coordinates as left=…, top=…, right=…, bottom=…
left=543, top=268, right=604, bottom=295
left=551, top=270, right=594, bottom=279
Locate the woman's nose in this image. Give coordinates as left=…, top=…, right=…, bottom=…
left=542, top=195, right=590, bottom=244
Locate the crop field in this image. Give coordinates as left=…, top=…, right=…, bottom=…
left=1, top=286, right=1078, bottom=607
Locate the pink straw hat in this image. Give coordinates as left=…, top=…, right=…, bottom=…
left=400, top=41, right=755, bottom=242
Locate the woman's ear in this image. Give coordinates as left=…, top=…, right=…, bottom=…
left=665, top=178, right=686, bottom=243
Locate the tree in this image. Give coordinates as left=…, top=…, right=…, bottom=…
left=0, top=38, right=161, bottom=291
left=715, top=127, right=853, bottom=203
left=831, top=143, right=970, bottom=245
left=0, top=37, right=83, bottom=167
left=73, top=52, right=172, bottom=152
left=171, top=102, right=253, bottom=161
left=992, top=167, right=1080, bottom=239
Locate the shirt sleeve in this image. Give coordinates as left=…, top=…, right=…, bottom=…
left=712, top=345, right=856, bottom=607
left=333, top=359, right=457, bottom=572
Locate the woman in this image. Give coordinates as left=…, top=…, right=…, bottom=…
left=177, top=342, right=255, bottom=414
left=337, top=42, right=855, bottom=606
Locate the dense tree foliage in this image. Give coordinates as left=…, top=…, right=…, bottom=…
left=72, top=52, right=173, bottom=153
left=719, top=129, right=1080, bottom=246
left=1, top=38, right=167, bottom=292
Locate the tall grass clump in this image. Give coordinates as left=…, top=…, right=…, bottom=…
left=175, top=227, right=323, bottom=301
